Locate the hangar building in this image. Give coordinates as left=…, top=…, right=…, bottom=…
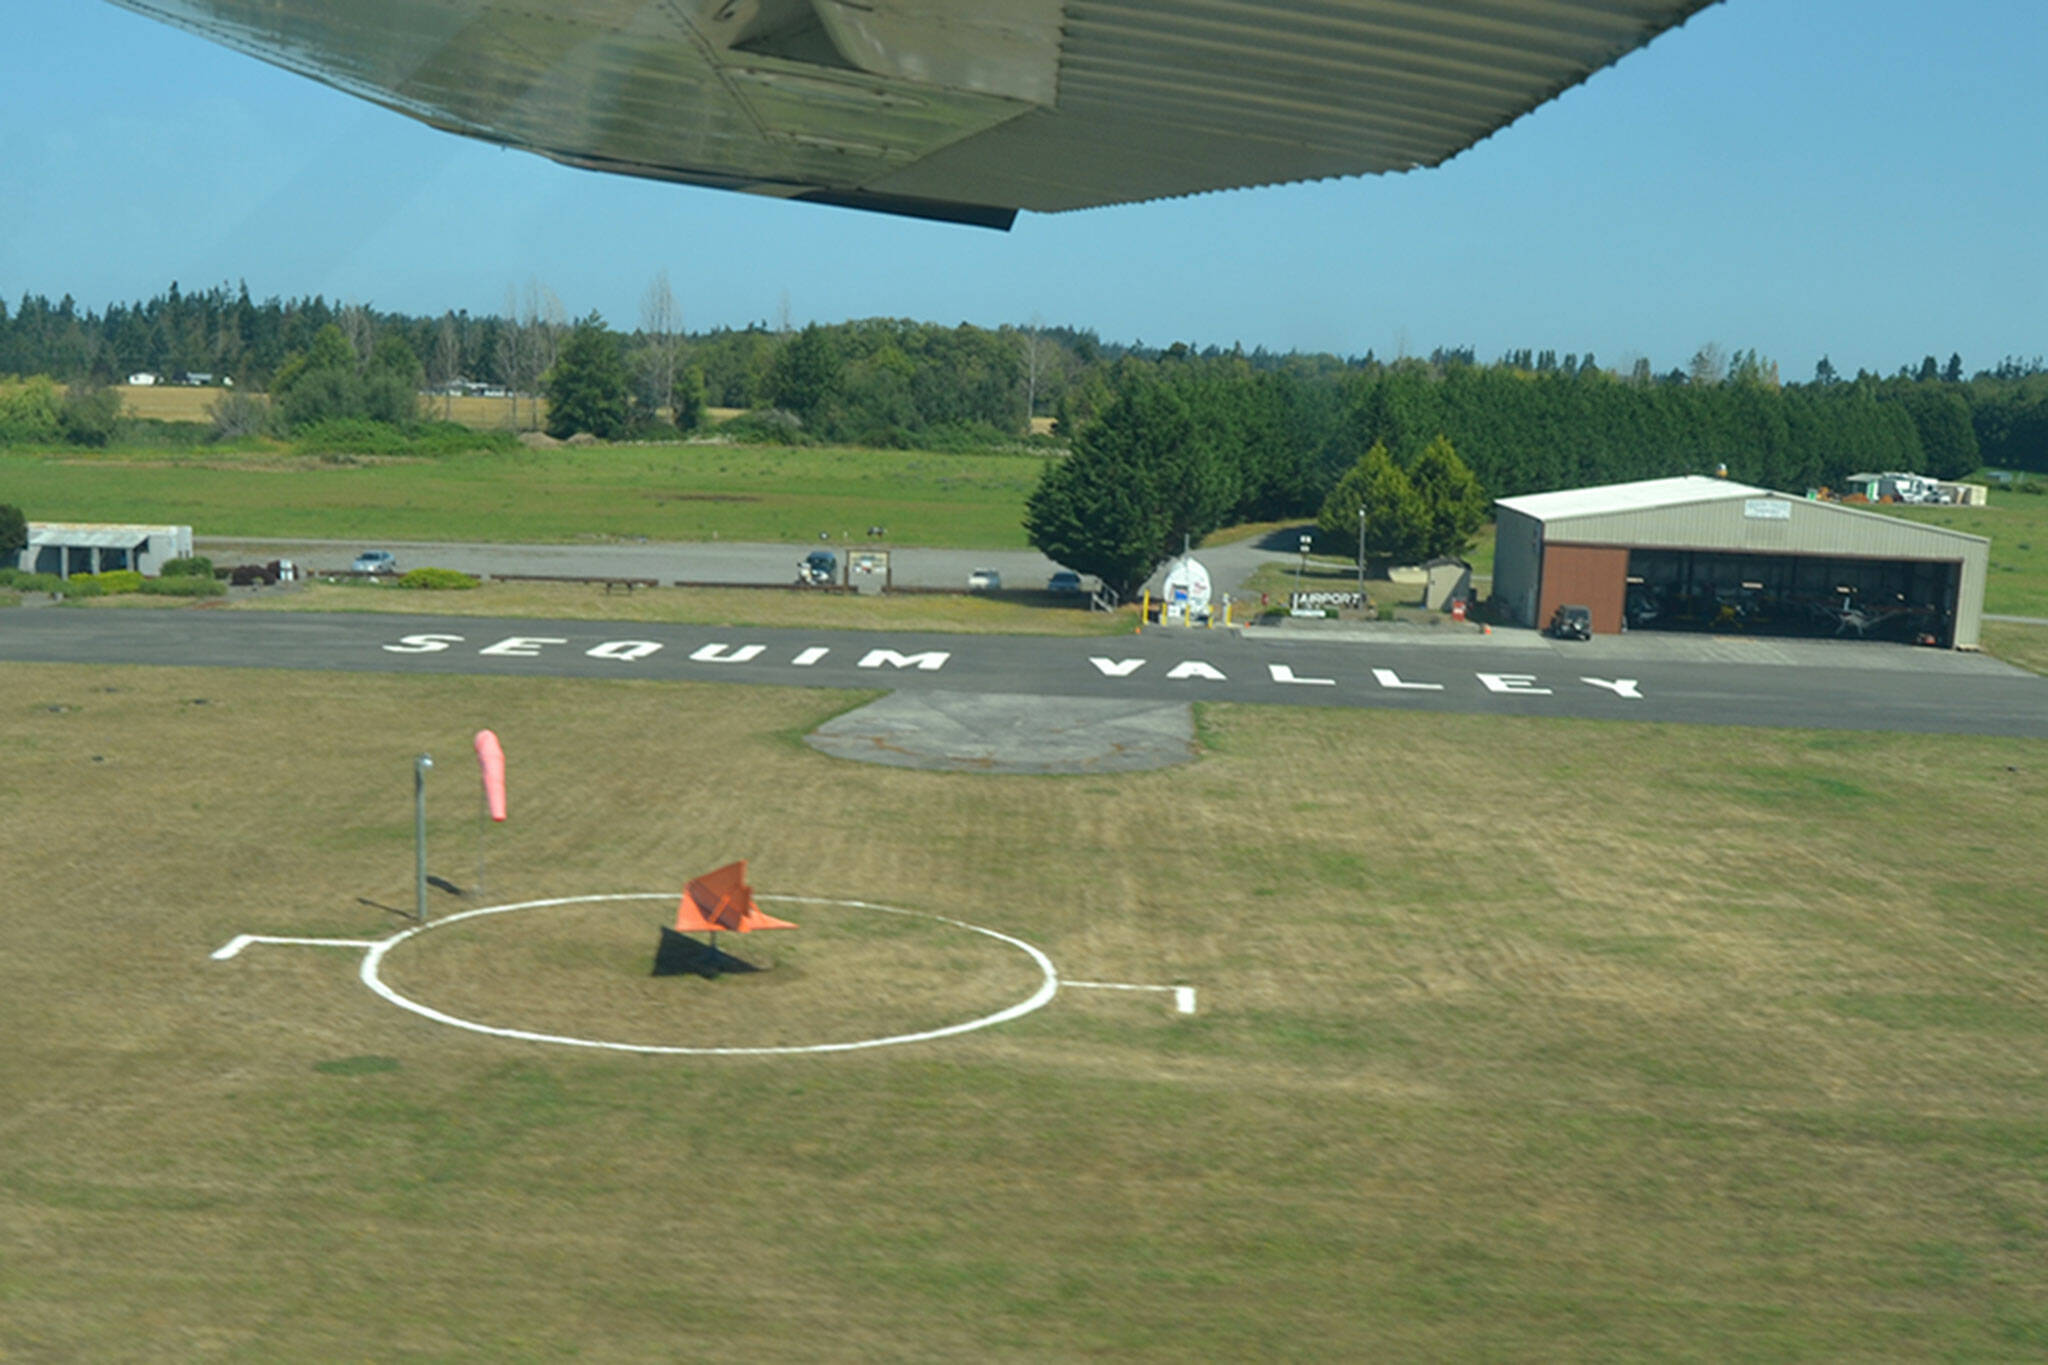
left=1492, top=477, right=1989, bottom=648
left=14, top=522, right=194, bottom=580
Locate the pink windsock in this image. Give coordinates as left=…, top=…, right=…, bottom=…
left=474, top=729, right=507, bottom=822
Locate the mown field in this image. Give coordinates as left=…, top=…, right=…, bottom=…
left=3, top=662, right=2045, bottom=1360
left=1885, top=490, right=2048, bottom=617
left=0, top=444, right=1044, bottom=547
left=218, top=579, right=1131, bottom=636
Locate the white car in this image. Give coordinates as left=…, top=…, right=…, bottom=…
left=968, top=568, right=1001, bottom=591
left=351, top=550, right=398, bottom=575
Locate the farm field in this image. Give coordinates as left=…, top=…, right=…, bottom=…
left=3, top=662, right=2046, bottom=1359
left=0, top=443, right=1043, bottom=547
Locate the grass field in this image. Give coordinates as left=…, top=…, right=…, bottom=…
left=0, top=444, right=1045, bottom=547
left=4, top=662, right=2046, bottom=1359
left=1982, top=621, right=2048, bottom=673
left=215, top=580, right=1132, bottom=636
left=1879, top=490, right=2048, bottom=616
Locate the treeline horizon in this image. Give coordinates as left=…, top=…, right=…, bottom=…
left=3, top=281, right=2046, bottom=481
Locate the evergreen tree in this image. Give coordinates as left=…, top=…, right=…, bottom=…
left=543, top=315, right=630, bottom=439
left=672, top=364, right=708, bottom=432
left=1406, top=435, right=1489, bottom=560
left=0, top=503, right=26, bottom=560
left=1024, top=370, right=1228, bottom=598
left=1316, top=440, right=1427, bottom=566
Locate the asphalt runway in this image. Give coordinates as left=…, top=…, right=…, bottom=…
left=5, top=608, right=2044, bottom=737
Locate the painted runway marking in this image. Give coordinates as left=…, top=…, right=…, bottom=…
left=214, top=898, right=1202, bottom=1049
left=1064, top=980, right=1198, bottom=1015
left=209, top=934, right=380, bottom=961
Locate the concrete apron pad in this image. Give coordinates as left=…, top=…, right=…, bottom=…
left=806, top=691, right=1197, bottom=774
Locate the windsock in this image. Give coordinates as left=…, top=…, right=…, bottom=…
left=473, top=729, right=507, bottom=822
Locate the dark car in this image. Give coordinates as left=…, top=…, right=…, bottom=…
left=797, top=549, right=837, bottom=585
left=1548, top=604, right=1593, bottom=640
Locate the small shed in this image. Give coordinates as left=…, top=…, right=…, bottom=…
left=17, top=522, right=194, bottom=579
left=1422, top=557, right=1472, bottom=611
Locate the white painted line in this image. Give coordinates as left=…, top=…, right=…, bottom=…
left=210, top=934, right=382, bottom=961
left=355, top=894, right=1061, bottom=1056
left=1064, top=980, right=1198, bottom=1015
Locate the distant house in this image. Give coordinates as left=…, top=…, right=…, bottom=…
left=182, top=372, right=216, bottom=387
left=127, top=372, right=159, bottom=386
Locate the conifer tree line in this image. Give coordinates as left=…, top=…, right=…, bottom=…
left=3, top=282, right=2044, bottom=483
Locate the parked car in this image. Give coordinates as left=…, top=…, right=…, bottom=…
left=968, top=568, right=1001, bottom=591
left=796, top=549, right=837, bottom=585
left=1047, top=570, right=1083, bottom=594
left=1547, top=603, right=1593, bottom=640
left=351, top=550, right=398, bottom=575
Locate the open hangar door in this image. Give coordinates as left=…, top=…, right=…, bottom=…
left=1622, top=549, right=1961, bottom=646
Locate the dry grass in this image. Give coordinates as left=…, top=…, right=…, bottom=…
left=108, top=383, right=225, bottom=422
left=3, top=663, right=2047, bottom=1359
left=206, top=580, right=1133, bottom=635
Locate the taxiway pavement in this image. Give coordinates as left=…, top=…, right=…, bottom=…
left=4, top=609, right=2043, bottom=737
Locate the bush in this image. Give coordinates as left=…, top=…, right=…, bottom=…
left=396, top=567, right=479, bottom=591
left=55, top=575, right=102, bottom=598
left=58, top=384, right=123, bottom=447
left=139, top=574, right=226, bottom=597
left=69, top=569, right=144, bottom=595
left=161, top=555, right=214, bottom=578
left=0, top=569, right=62, bottom=593
left=207, top=391, right=269, bottom=441
left=292, top=418, right=516, bottom=457
left=718, top=408, right=813, bottom=445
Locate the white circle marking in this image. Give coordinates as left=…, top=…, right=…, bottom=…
left=358, top=893, right=1060, bottom=1055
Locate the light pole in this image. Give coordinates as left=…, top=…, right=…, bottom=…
left=414, top=753, right=434, bottom=923
left=1356, top=505, right=1367, bottom=606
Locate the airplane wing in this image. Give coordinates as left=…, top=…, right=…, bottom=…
left=104, top=0, right=1720, bottom=228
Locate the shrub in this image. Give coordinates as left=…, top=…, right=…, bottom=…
left=396, top=567, right=479, bottom=591
left=207, top=390, right=269, bottom=441
left=71, top=569, right=144, bottom=595
left=139, top=574, right=226, bottom=597
left=160, top=555, right=214, bottom=578
left=718, top=408, right=812, bottom=445
left=55, top=575, right=102, bottom=598
left=0, top=569, right=63, bottom=593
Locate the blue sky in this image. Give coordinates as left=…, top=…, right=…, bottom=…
left=4, top=1, right=2043, bottom=378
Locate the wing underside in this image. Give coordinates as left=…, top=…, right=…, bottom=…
left=105, top=0, right=1719, bottom=226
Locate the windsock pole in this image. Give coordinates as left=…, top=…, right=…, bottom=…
left=476, top=787, right=488, bottom=900
left=414, top=753, right=434, bottom=923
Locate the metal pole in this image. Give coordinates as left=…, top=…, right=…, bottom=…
left=414, top=753, right=434, bottom=923
left=475, top=786, right=487, bottom=901
left=1357, top=506, right=1367, bottom=605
